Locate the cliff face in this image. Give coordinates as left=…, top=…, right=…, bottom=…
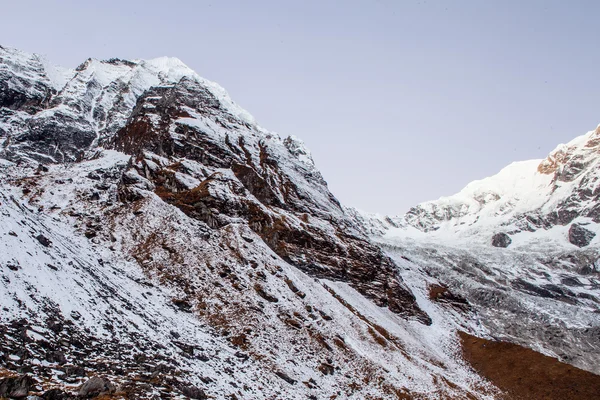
left=108, top=76, right=429, bottom=323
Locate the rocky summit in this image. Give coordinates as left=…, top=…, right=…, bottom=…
left=0, top=46, right=599, bottom=399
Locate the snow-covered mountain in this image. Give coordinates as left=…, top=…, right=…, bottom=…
left=1, top=45, right=599, bottom=399
left=402, top=126, right=600, bottom=245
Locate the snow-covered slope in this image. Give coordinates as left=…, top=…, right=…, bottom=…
left=1, top=153, right=500, bottom=399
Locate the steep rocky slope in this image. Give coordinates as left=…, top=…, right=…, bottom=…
left=0, top=46, right=501, bottom=399
left=353, top=127, right=600, bottom=376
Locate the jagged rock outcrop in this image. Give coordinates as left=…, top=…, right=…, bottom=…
left=0, top=375, right=35, bottom=399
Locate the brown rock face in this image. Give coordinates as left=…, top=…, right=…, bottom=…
left=459, top=331, right=600, bottom=400
left=428, top=284, right=471, bottom=312
left=110, top=78, right=430, bottom=324
left=537, top=148, right=570, bottom=175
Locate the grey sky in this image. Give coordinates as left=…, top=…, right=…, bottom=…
left=2, top=0, right=600, bottom=214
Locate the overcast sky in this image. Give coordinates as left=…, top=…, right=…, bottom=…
left=2, top=0, right=600, bottom=214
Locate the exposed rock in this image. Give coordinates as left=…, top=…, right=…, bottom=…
left=428, top=284, right=471, bottom=312
left=254, top=284, right=279, bottom=303
left=561, top=276, right=583, bottom=287
left=172, top=298, right=193, bottom=312
left=318, top=362, right=335, bottom=375
left=46, top=263, right=58, bottom=271
left=45, top=350, right=67, bottom=365
left=0, top=375, right=35, bottom=399
left=179, top=385, right=208, bottom=399
left=491, top=232, right=511, bottom=248
left=78, top=376, right=114, bottom=398
left=35, top=234, right=52, bottom=247
left=62, top=365, right=86, bottom=378
left=511, top=278, right=560, bottom=299
left=6, top=261, right=20, bottom=271
left=568, top=223, right=596, bottom=247
left=275, top=371, right=296, bottom=385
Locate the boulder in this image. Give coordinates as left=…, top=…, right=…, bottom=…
left=0, top=375, right=35, bottom=398
left=41, top=388, right=72, bottom=399
left=492, top=232, right=512, bottom=248
left=179, top=385, right=208, bottom=399
left=568, top=223, right=596, bottom=247
left=78, top=376, right=114, bottom=398
left=35, top=234, right=52, bottom=247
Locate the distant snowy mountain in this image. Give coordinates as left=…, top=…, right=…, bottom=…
left=400, top=126, right=600, bottom=247
left=1, top=45, right=599, bottom=399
